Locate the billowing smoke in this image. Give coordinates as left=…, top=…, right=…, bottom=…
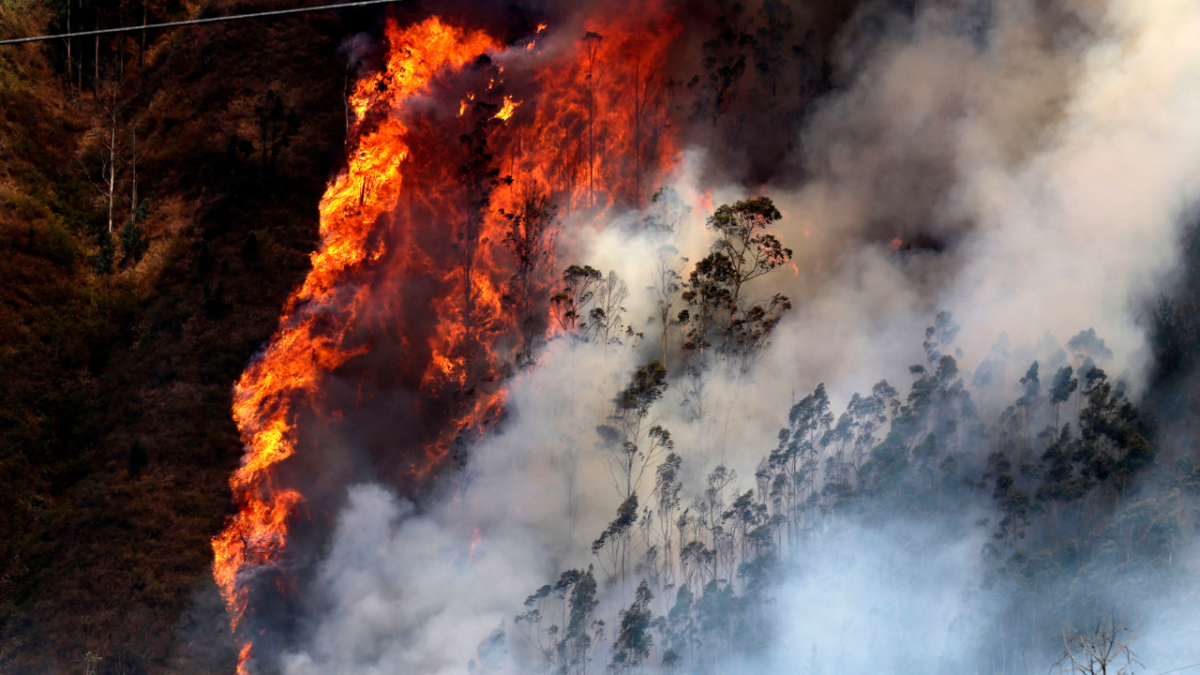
left=228, top=0, right=1200, bottom=673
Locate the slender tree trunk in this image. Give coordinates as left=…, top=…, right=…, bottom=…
left=93, top=5, right=100, bottom=99
left=344, top=63, right=351, bottom=142
left=107, top=121, right=117, bottom=233
left=633, top=58, right=642, bottom=210
left=66, top=0, right=73, bottom=91
left=661, top=317, right=668, bottom=368
left=77, top=0, right=83, bottom=94
left=130, top=127, right=138, bottom=220
left=140, top=0, right=148, bottom=69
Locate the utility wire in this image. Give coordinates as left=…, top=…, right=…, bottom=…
left=0, top=0, right=401, bottom=45
left=1155, top=664, right=1200, bottom=675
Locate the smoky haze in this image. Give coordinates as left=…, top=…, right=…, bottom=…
left=230, top=0, right=1200, bottom=674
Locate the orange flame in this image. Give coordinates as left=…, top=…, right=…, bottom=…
left=213, top=3, right=682, bottom=667
left=212, top=14, right=500, bottom=647
left=235, top=643, right=253, bottom=675
left=494, top=95, right=520, bottom=120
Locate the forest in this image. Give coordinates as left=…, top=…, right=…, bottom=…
left=477, top=196, right=1200, bottom=675
left=1, top=1, right=1199, bottom=675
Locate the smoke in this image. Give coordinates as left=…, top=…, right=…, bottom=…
left=247, top=0, right=1200, bottom=673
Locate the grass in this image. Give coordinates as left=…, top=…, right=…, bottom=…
left=0, top=2, right=354, bottom=672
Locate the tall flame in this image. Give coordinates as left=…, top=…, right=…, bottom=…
left=213, top=3, right=681, bottom=671
left=211, top=16, right=498, bottom=668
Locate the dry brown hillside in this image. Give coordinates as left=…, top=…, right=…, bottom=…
left=0, top=2, right=368, bottom=673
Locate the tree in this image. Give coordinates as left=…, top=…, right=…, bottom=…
left=552, top=264, right=603, bottom=334
left=468, top=623, right=507, bottom=675
left=597, top=360, right=671, bottom=502
left=118, top=217, right=147, bottom=267
left=593, top=493, right=639, bottom=583
left=678, top=196, right=793, bottom=386
left=652, top=452, right=684, bottom=587
left=119, top=116, right=150, bottom=267
left=1055, top=616, right=1140, bottom=675
left=516, top=571, right=580, bottom=671
left=611, top=581, right=654, bottom=672
left=644, top=187, right=692, bottom=367
left=255, top=89, right=301, bottom=189
left=589, top=271, right=631, bottom=347
left=767, top=384, right=832, bottom=545
left=83, top=74, right=127, bottom=234
left=340, top=33, right=369, bottom=142
left=563, top=567, right=602, bottom=675
left=706, top=197, right=792, bottom=326
left=923, top=311, right=961, bottom=363
left=582, top=31, right=603, bottom=209
left=458, top=87, right=508, bottom=348
left=1049, top=366, right=1078, bottom=430
left=629, top=58, right=668, bottom=208
left=501, top=184, right=557, bottom=367
left=689, top=3, right=753, bottom=130
left=753, top=0, right=793, bottom=98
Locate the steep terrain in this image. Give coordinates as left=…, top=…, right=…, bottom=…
left=0, top=2, right=359, bottom=672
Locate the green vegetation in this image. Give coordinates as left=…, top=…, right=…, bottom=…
left=506, top=303, right=1198, bottom=673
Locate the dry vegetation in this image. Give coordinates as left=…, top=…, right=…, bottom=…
left=0, top=2, right=357, bottom=672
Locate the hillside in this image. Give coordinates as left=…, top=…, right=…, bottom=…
left=3, top=1, right=1200, bottom=674
left=0, top=2, right=358, bottom=672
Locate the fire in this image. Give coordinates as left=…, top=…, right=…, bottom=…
left=467, top=527, right=482, bottom=561
left=889, top=236, right=903, bottom=251
left=213, top=3, right=682, bottom=670
left=494, top=95, right=520, bottom=120
left=212, top=14, right=500, bottom=661
left=236, top=643, right=253, bottom=675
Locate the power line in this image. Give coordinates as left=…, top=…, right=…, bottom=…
left=0, top=0, right=402, bottom=45
left=1155, top=664, right=1200, bottom=675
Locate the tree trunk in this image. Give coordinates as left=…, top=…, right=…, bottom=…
left=130, top=127, right=138, bottom=220
left=140, top=0, right=148, bottom=69
left=66, top=0, right=72, bottom=91
left=107, top=122, right=117, bottom=233
left=93, top=4, right=100, bottom=99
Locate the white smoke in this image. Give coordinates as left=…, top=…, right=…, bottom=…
left=278, top=0, right=1200, bottom=673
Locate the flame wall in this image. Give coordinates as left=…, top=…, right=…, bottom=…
left=212, top=2, right=682, bottom=670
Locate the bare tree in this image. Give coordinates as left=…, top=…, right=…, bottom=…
left=127, top=122, right=146, bottom=221
left=82, top=75, right=128, bottom=234
left=589, top=271, right=630, bottom=347
left=644, top=187, right=691, bottom=366
left=1055, top=615, right=1141, bottom=675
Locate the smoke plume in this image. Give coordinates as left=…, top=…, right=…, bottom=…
left=222, top=1, right=1200, bottom=673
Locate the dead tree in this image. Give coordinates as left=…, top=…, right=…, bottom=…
left=1055, top=615, right=1141, bottom=675
left=83, top=76, right=128, bottom=234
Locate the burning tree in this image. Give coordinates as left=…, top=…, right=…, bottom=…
left=501, top=183, right=557, bottom=367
